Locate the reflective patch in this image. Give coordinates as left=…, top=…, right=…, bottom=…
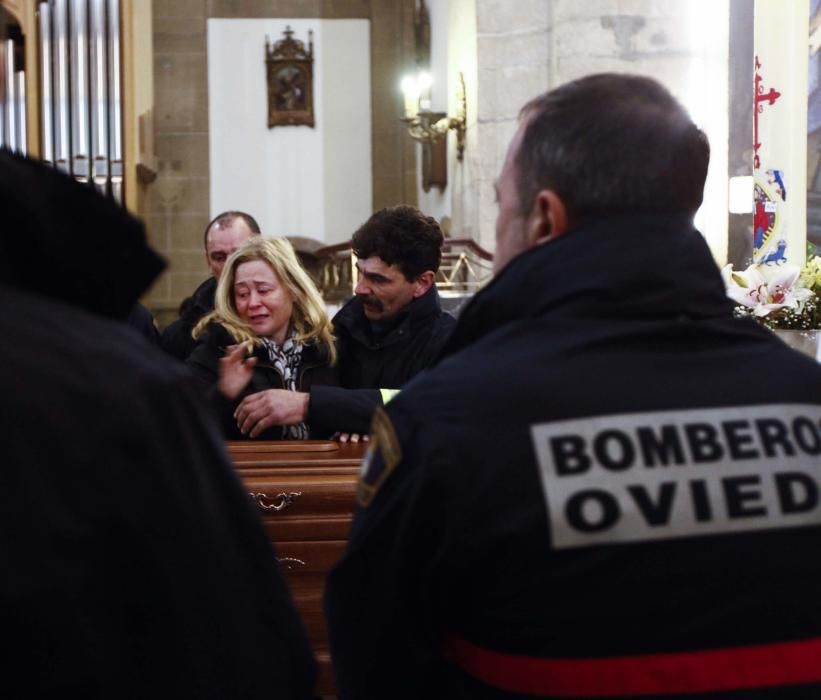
left=380, top=388, right=400, bottom=404
left=531, top=404, right=821, bottom=549
left=357, top=408, right=402, bottom=507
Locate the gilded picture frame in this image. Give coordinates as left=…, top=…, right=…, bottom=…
left=266, top=27, right=315, bottom=128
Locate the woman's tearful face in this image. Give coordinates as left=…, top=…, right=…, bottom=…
left=234, top=259, right=294, bottom=344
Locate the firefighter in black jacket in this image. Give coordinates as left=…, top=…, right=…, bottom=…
left=325, top=74, right=821, bottom=699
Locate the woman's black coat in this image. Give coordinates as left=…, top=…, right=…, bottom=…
left=187, top=322, right=338, bottom=440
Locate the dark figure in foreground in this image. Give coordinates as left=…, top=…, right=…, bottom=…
left=161, top=210, right=261, bottom=360
left=326, top=74, right=821, bottom=699
left=0, top=152, right=315, bottom=699
left=234, top=205, right=456, bottom=438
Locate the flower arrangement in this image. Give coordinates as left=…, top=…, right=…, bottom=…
left=721, top=253, right=821, bottom=330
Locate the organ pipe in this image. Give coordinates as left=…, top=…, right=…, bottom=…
left=37, top=0, right=124, bottom=202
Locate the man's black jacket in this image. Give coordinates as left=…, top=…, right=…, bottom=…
left=309, top=285, right=455, bottom=434
left=161, top=276, right=217, bottom=361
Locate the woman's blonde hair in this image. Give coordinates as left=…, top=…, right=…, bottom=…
left=193, top=237, right=336, bottom=365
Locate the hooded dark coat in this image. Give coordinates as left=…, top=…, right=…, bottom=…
left=0, top=151, right=316, bottom=699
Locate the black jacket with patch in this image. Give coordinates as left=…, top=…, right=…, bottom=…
left=309, top=285, right=456, bottom=434
left=325, top=211, right=821, bottom=700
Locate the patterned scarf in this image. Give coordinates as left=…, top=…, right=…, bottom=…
left=260, top=333, right=309, bottom=440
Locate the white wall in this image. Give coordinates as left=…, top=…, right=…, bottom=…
left=208, top=19, right=372, bottom=244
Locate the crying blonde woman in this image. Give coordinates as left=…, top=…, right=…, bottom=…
left=187, top=236, right=337, bottom=440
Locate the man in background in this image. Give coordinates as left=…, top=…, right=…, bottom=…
left=233, top=205, right=456, bottom=438
left=326, top=74, right=821, bottom=698
left=0, top=151, right=315, bottom=699
left=161, top=210, right=261, bottom=360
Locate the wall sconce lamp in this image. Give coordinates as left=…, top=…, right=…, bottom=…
left=400, top=71, right=467, bottom=162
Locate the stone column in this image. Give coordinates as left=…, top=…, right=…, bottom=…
left=472, top=0, right=730, bottom=263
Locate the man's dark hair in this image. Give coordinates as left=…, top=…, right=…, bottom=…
left=351, top=205, right=443, bottom=280
left=515, top=73, right=710, bottom=222
left=203, top=210, right=261, bottom=248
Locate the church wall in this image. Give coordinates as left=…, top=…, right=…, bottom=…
left=471, top=0, right=730, bottom=261
left=208, top=18, right=372, bottom=245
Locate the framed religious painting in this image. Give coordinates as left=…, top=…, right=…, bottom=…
left=265, top=26, right=315, bottom=128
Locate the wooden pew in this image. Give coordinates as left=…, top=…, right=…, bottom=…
left=228, top=440, right=366, bottom=698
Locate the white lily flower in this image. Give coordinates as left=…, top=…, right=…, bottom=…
left=721, top=263, right=813, bottom=317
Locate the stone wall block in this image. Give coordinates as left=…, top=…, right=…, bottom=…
left=154, top=0, right=206, bottom=19
left=633, top=17, right=686, bottom=54
left=153, top=17, right=207, bottom=53
left=145, top=215, right=170, bottom=251
left=479, top=63, right=549, bottom=121
left=162, top=214, right=209, bottom=252
left=371, top=56, right=404, bottom=127
left=477, top=30, right=549, bottom=70
left=554, top=13, right=687, bottom=67
left=476, top=120, right=517, bottom=172
left=147, top=177, right=209, bottom=217
left=476, top=120, right=499, bottom=170
left=554, top=0, right=618, bottom=22
left=155, top=134, right=210, bottom=178
left=321, top=0, right=370, bottom=19
left=372, top=171, right=402, bottom=210
left=144, top=214, right=166, bottom=250
left=477, top=0, right=550, bottom=34
left=554, top=0, right=667, bottom=22
left=554, top=17, right=622, bottom=59
left=168, top=250, right=211, bottom=273
left=155, top=53, right=208, bottom=94
left=156, top=89, right=209, bottom=133
left=208, top=0, right=322, bottom=17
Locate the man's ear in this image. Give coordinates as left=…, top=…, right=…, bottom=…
left=526, top=189, right=570, bottom=246
left=412, top=270, right=435, bottom=298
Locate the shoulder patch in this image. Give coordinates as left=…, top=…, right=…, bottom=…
left=357, top=407, right=402, bottom=507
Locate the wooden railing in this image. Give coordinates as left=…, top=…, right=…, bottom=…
left=309, top=237, right=494, bottom=302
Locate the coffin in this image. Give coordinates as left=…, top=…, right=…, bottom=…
left=228, top=440, right=366, bottom=697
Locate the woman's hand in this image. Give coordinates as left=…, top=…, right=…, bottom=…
left=218, top=344, right=257, bottom=400
left=235, top=389, right=310, bottom=438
